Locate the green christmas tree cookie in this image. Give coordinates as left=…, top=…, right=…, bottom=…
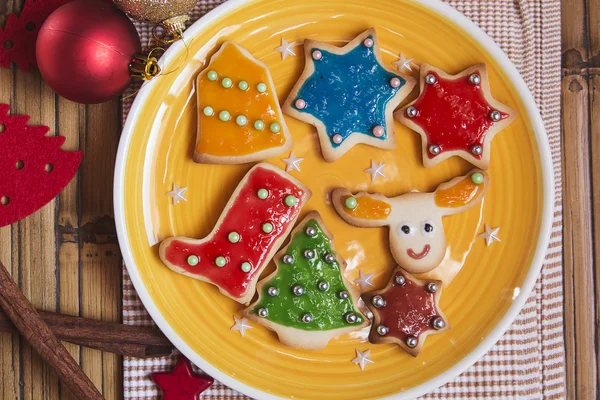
left=243, top=211, right=367, bottom=350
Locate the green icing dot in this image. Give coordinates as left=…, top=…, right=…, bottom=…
left=187, top=255, right=199, bottom=266
left=207, top=70, right=218, bottom=81
left=203, top=106, right=214, bottom=116
left=257, top=82, right=267, bottom=93
left=236, top=115, right=248, bottom=126
left=257, top=188, right=269, bottom=199
left=471, top=172, right=484, bottom=184
left=262, top=222, right=274, bottom=233
left=345, top=197, right=357, bottom=209
left=219, top=110, right=231, bottom=121
left=254, top=120, right=265, bottom=131
left=238, top=81, right=249, bottom=91
left=270, top=123, right=281, bottom=133
left=228, top=231, right=240, bottom=243
left=221, top=77, right=233, bottom=88
left=285, top=195, right=298, bottom=207
left=251, top=219, right=363, bottom=330
left=215, top=256, right=227, bottom=267
left=241, top=262, right=251, bottom=272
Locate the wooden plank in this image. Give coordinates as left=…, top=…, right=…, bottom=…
left=561, top=0, right=597, bottom=398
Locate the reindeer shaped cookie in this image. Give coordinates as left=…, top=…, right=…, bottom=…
left=331, top=170, right=489, bottom=274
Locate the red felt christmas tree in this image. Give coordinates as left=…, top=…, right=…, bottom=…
left=0, top=104, right=82, bottom=227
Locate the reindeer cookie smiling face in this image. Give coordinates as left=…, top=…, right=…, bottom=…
left=332, top=170, right=489, bottom=273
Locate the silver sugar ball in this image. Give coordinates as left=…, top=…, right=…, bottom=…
left=257, top=308, right=268, bottom=317
left=324, top=253, right=336, bottom=263
left=345, top=312, right=358, bottom=324
left=338, top=291, right=349, bottom=300
left=371, top=295, right=386, bottom=308
left=395, top=275, right=406, bottom=285
left=425, top=74, right=437, bottom=84
left=406, top=106, right=417, bottom=118
left=293, top=285, right=305, bottom=296
left=301, top=313, right=313, bottom=323
left=318, top=281, right=329, bottom=291
left=282, top=254, right=294, bottom=264
left=432, top=316, right=446, bottom=330
left=490, top=110, right=502, bottom=121
left=376, top=325, right=389, bottom=336
left=406, top=336, right=418, bottom=348
left=471, top=145, right=483, bottom=155
left=267, top=287, right=279, bottom=296
left=429, top=144, right=441, bottom=155
left=304, top=249, right=315, bottom=259
left=469, top=73, right=481, bottom=85
left=305, top=226, right=317, bottom=237
left=426, top=282, right=438, bottom=293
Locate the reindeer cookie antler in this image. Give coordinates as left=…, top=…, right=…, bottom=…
left=332, top=170, right=489, bottom=274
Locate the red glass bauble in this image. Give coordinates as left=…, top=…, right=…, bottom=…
left=36, top=0, right=141, bottom=104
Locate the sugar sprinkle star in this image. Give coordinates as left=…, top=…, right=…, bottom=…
left=364, top=160, right=386, bottom=182
left=231, top=316, right=253, bottom=337
left=354, top=270, right=375, bottom=292
left=166, top=183, right=187, bottom=205
left=479, top=225, right=501, bottom=246
left=281, top=151, right=304, bottom=172
left=274, top=38, right=296, bottom=60
left=352, top=348, right=374, bottom=371
left=393, top=53, right=417, bottom=72
left=151, top=357, right=213, bottom=400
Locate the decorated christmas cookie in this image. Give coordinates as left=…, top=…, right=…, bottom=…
left=331, top=170, right=489, bottom=274
left=243, top=211, right=367, bottom=350
left=159, top=163, right=311, bottom=304
left=362, top=267, right=449, bottom=357
left=194, top=42, right=292, bottom=164
left=395, top=64, right=516, bottom=169
left=283, top=28, right=416, bottom=162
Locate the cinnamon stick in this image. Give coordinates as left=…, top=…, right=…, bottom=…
left=0, top=262, right=103, bottom=399
left=0, top=309, right=174, bottom=358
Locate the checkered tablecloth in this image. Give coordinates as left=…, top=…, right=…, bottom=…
left=122, top=1, right=564, bottom=398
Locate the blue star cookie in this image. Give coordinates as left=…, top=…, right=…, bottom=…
left=283, top=28, right=416, bottom=162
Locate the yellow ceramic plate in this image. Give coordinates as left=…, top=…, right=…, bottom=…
left=115, top=1, right=553, bottom=398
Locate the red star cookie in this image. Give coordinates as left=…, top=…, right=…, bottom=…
left=362, top=267, right=449, bottom=357
left=395, top=64, right=516, bottom=169
left=151, top=357, right=213, bottom=400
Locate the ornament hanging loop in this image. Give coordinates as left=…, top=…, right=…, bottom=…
left=129, top=52, right=161, bottom=81
left=152, top=15, right=188, bottom=44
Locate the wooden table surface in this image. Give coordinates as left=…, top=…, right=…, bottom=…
left=0, top=1, right=589, bottom=399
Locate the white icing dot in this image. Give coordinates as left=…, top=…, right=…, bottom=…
left=363, top=38, right=374, bottom=48
left=295, top=99, right=306, bottom=109
left=332, top=134, right=343, bottom=144
left=312, top=50, right=322, bottom=60
left=390, top=78, right=401, bottom=88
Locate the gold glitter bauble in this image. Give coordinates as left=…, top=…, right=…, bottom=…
left=113, top=0, right=197, bottom=26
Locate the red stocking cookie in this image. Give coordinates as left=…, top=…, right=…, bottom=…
left=395, top=64, right=516, bottom=169
left=362, top=267, right=449, bottom=357
left=159, top=163, right=312, bottom=304
left=331, top=170, right=489, bottom=274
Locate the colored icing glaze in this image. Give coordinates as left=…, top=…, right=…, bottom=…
left=376, top=272, right=439, bottom=340
left=410, top=70, right=509, bottom=159
left=162, top=166, right=306, bottom=299
left=196, top=43, right=287, bottom=157
left=252, top=219, right=363, bottom=330
left=434, top=175, right=483, bottom=208
left=292, top=35, right=405, bottom=147
left=343, top=196, right=391, bottom=220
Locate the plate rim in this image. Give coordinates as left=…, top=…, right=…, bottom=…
left=114, top=1, right=554, bottom=398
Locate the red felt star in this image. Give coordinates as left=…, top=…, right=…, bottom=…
left=151, top=357, right=214, bottom=400
left=396, top=64, right=516, bottom=169
left=362, top=267, right=449, bottom=357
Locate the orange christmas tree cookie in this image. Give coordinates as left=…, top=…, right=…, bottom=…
left=194, top=42, right=292, bottom=164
